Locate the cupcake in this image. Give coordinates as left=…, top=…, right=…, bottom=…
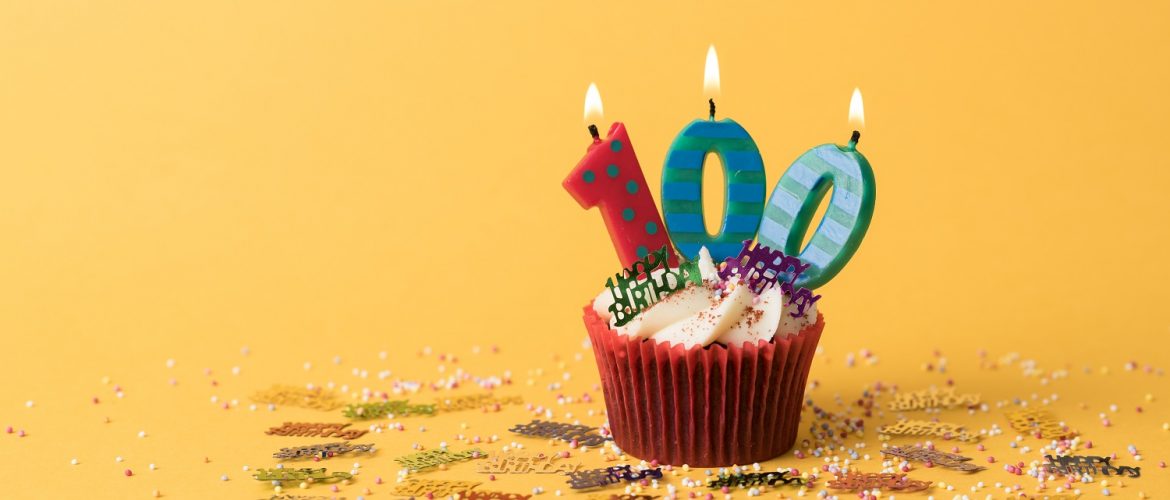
left=585, top=244, right=823, bottom=467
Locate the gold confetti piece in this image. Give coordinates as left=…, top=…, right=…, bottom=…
left=475, top=450, right=583, bottom=474
left=877, top=419, right=980, bottom=442
left=826, top=472, right=931, bottom=492
left=395, top=447, right=487, bottom=471
left=1006, top=408, right=1074, bottom=439
left=265, top=422, right=367, bottom=440
left=392, top=478, right=482, bottom=497
left=887, top=387, right=980, bottom=411
left=251, top=385, right=343, bottom=411
left=880, top=446, right=985, bottom=472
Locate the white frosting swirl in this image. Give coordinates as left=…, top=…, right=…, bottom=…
left=592, top=247, right=818, bottom=348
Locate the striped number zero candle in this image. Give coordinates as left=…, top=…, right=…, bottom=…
left=758, top=131, right=876, bottom=289
left=661, top=116, right=766, bottom=261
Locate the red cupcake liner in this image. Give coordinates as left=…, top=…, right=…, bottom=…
left=584, top=305, right=824, bottom=467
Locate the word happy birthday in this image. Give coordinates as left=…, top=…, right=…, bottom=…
left=1043, top=455, right=1141, bottom=478
left=475, top=451, right=583, bottom=474
left=509, top=420, right=610, bottom=447
left=251, top=468, right=352, bottom=482
left=880, top=446, right=985, bottom=472
left=272, top=442, right=375, bottom=460
left=265, top=422, right=367, bottom=440
left=392, top=479, right=482, bottom=497
left=1007, top=408, right=1073, bottom=439
left=394, top=448, right=486, bottom=470
left=877, top=419, right=979, bottom=442
left=342, top=400, right=436, bottom=419
left=720, top=240, right=820, bottom=317
left=252, top=385, right=344, bottom=411
left=888, top=388, right=980, bottom=411
left=567, top=465, right=663, bottom=489
left=706, top=471, right=803, bottom=488
left=605, top=246, right=702, bottom=327
left=827, top=472, right=931, bottom=492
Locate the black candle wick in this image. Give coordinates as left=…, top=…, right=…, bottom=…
left=851, top=130, right=860, bottom=144
left=588, top=124, right=600, bottom=140
left=709, top=99, right=716, bottom=120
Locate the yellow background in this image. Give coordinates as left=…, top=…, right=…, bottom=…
left=1, top=1, right=1169, bottom=498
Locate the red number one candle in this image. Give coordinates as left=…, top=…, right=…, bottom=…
left=564, top=83, right=677, bottom=268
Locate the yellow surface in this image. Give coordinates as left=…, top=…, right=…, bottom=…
left=2, top=1, right=1169, bottom=498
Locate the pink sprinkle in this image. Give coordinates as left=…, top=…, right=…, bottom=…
left=987, top=456, right=996, bottom=463
left=331, top=485, right=339, bottom=493
left=93, top=397, right=100, bottom=404
left=5, top=426, right=12, bottom=434
left=125, top=469, right=133, bottom=476
left=721, top=487, right=730, bottom=494
left=17, top=430, right=25, bottom=437
left=924, top=461, right=934, bottom=468
left=1086, top=441, right=1094, bottom=449
left=375, top=477, right=383, bottom=484
left=1137, top=406, right=1144, bottom=413
left=650, top=459, right=659, bottom=468
left=977, top=444, right=985, bottom=451
left=489, top=474, right=496, bottom=481
left=1158, top=461, right=1165, bottom=468
left=1102, top=419, right=1112, bottom=427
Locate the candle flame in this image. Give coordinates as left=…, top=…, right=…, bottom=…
left=848, top=88, right=865, bottom=130
left=584, top=83, right=604, bottom=124
left=703, top=45, right=721, bottom=98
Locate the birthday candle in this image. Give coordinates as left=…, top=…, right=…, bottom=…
left=563, top=84, right=676, bottom=268
left=661, top=46, right=766, bottom=261
left=758, top=89, right=876, bottom=289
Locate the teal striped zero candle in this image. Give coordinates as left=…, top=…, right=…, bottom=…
left=661, top=118, right=766, bottom=261
left=758, top=132, right=875, bottom=289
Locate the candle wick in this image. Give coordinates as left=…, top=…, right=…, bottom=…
left=709, top=99, right=716, bottom=121
left=847, top=130, right=860, bottom=151
left=588, top=124, right=600, bottom=142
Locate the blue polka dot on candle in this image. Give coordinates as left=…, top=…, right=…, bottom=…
left=610, top=140, right=623, bottom=152
left=582, top=170, right=596, bottom=183
left=626, top=180, right=638, bottom=194
left=622, top=208, right=635, bottom=221
left=606, top=164, right=620, bottom=178
left=636, top=245, right=648, bottom=258
left=645, top=221, right=658, bottom=235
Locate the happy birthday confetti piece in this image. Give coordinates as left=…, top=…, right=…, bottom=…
left=877, top=419, right=980, bottom=442
left=265, top=422, right=367, bottom=440
left=719, top=240, right=820, bottom=317
left=1006, top=408, right=1074, bottom=439
left=391, top=479, right=482, bottom=497
left=605, top=246, right=702, bottom=327
left=706, top=471, right=803, bottom=488
left=880, top=445, right=985, bottom=472
left=826, top=472, right=931, bottom=492
left=462, top=491, right=535, bottom=500
left=887, top=387, right=980, bottom=411
left=251, top=468, right=352, bottom=482
left=272, top=441, right=375, bottom=460
left=434, top=394, right=523, bottom=413
left=567, top=465, right=663, bottom=489
left=509, top=419, right=610, bottom=447
left=1044, top=455, right=1141, bottom=477
left=342, top=400, right=436, bottom=420
left=394, top=447, right=487, bottom=471
left=475, top=451, right=583, bottom=474
left=251, top=385, right=343, bottom=411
